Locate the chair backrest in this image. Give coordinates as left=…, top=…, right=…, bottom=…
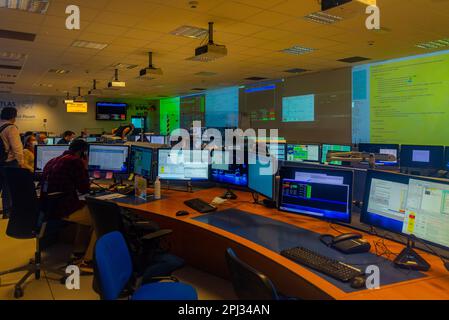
left=86, top=197, right=123, bottom=239
left=1, top=167, right=40, bottom=239
left=95, top=231, right=133, bottom=300
left=225, top=248, right=279, bottom=300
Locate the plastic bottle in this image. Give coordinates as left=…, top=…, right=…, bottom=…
left=154, top=176, right=161, bottom=200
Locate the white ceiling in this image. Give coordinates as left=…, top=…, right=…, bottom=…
left=0, top=0, right=448, bottom=98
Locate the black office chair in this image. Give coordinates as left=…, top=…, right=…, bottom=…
left=0, top=167, right=65, bottom=299
left=225, top=248, right=283, bottom=300
left=85, top=197, right=185, bottom=296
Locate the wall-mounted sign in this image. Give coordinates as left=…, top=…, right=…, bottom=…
left=67, top=102, right=88, bottom=113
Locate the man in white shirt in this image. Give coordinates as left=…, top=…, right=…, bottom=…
left=0, top=107, right=24, bottom=218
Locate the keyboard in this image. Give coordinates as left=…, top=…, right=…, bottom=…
left=184, top=198, right=217, bottom=214
left=281, top=247, right=363, bottom=282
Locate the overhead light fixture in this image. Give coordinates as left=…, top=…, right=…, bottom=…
left=416, top=38, right=449, bottom=49
left=170, top=25, right=209, bottom=39
left=74, top=87, right=86, bottom=102
left=187, top=22, right=228, bottom=62
left=64, top=92, right=74, bottom=104
left=194, top=71, right=217, bottom=77
left=0, top=51, right=27, bottom=62
left=284, top=68, right=309, bottom=74
left=72, top=40, right=108, bottom=50
left=139, top=52, right=163, bottom=79
left=304, top=11, right=343, bottom=24
left=110, top=63, right=138, bottom=70
left=281, top=45, right=315, bottom=55
left=108, top=69, right=126, bottom=89
left=0, top=0, right=50, bottom=14
left=88, top=79, right=102, bottom=96
left=48, top=68, right=71, bottom=74
left=33, top=83, right=53, bottom=88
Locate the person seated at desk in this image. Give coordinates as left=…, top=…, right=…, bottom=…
left=112, top=124, right=134, bottom=140
left=41, top=139, right=95, bottom=273
left=22, top=134, right=37, bottom=173
left=57, top=130, right=76, bottom=145
left=37, top=132, right=48, bottom=145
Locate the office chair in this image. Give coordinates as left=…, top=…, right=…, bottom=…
left=85, top=197, right=185, bottom=292
left=95, top=231, right=198, bottom=300
left=225, top=248, right=283, bottom=300
left=0, top=167, right=65, bottom=299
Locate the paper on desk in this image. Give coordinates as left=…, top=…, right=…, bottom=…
left=95, top=193, right=127, bottom=200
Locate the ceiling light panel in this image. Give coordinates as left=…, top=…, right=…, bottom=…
left=170, top=25, right=209, bottom=39
left=72, top=40, right=108, bottom=50
left=416, top=38, right=449, bottom=49
left=110, top=63, right=138, bottom=70
left=0, top=51, right=27, bottom=62
left=281, top=45, right=315, bottom=55
left=48, top=68, right=71, bottom=74
left=303, top=12, right=343, bottom=25
left=0, top=0, right=49, bottom=14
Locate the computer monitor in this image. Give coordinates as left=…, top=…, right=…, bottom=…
left=358, top=143, right=399, bottom=166
left=130, top=145, right=153, bottom=180
left=210, top=150, right=248, bottom=187
left=88, top=144, right=130, bottom=173
left=35, top=145, right=69, bottom=173
left=157, top=149, right=209, bottom=181
left=151, top=135, right=166, bottom=144
left=248, top=152, right=276, bottom=200
left=361, top=170, right=449, bottom=251
left=45, top=137, right=56, bottom=145
left=321, top=144, right=352, bottom=166
left=286, top=144, right=320, bottom=163
left=278, top=166, right=353, bottom=223
left=445, top=147, right=449, bottom=170
left=267, top=143, right=286, bottom=161
left=400, top=145, right=444, bottom=169
left=131, top=116, right=145, bottom=130
left=86, top=137, right=98, bottom=143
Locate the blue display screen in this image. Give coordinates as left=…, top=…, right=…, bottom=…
left=248, top=153, right=274, bottom=199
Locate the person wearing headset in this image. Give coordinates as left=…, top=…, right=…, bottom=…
left=40, top=139, right=94, bottom=273
left=112, top=123, right=135, bottom=140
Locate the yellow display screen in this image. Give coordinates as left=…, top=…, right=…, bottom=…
left=67, top=102, right=88, bottom=113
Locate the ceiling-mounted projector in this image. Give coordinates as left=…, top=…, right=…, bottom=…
left=88, top=79, right=102, bottom=96
left=108, top=69, right=126, bottom=89
left=139, top=52, right=163, bottom=79
left=321, top=0, right=376, bottom=19
left=74, top=87, right=86, bottom=102
left=187, top=22, right=227, bottom=62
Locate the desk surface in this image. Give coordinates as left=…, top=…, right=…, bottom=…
left=115, top=188, right=449, bottom=300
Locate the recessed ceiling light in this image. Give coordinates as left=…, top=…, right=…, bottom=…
left=0, top=0, right=49, bottom=14
left=245, top=77, right=268, bottom=81
left=0, top=73, right=17, bottom=79
left=170, top=25, right=209, bottom=39
left=48, top=68, right=71, bottom=74
left=304, top=11, right=343, bottom=25
left=110, top=63, right=138, bottom=70
left=72, top=40, right=108, bottom=50
left=338, top=56, right=371, bottom=63
left=0, top=81, right=15, bottom=85
left=33, top=83, right=53, bottom=88
left=416, top=38, right=449, bottom=49
left=281, top=45, right=315, bottom=55
left=0, top=51, right=27, bottom=62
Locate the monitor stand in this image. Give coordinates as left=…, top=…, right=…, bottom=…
left=394, top=237, right=430, bottom=271
left=221, top=188, right=238, bottom=200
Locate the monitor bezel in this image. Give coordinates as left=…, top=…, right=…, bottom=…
left=87, top=144, right=130, bottom=174
left=209, top=149, right=249, bottom=189
left=361, top=170, right=449, bottom=252
left=278, top=165, right=354, bottom=224
left=399, top=145, right=445, bottom=169
left=320, top=144, right=353, bottom=165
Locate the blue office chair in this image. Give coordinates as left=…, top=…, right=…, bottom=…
left=95, top=231, right=198, bottom=300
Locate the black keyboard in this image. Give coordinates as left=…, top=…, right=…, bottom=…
left=184, top=198, right=217, bottom=214
left=281, top=247, right=363, bottom=282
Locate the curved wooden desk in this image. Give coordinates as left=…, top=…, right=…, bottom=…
left=116, top=188, right=449, bottom=300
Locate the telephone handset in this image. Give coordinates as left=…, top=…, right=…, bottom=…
left=320, top=233, right=371, bottom=254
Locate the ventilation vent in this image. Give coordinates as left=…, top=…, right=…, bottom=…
left=284, top=68, right=309, bottom=74
left=48, top=69, right=71, bottom=74
left=191, top=88, right=206, bottom=91
left=194, top=71, right=217, bottom=77
left=110, top=63, right=139, bottom=70
left=281, top=45, right=315, bottom=55
left=0, top=29, right=36, bottom=42
left=245, top=77, right=268, bottom=81
left=0, top=64, right=22, bottom=70
left=0, top=81, right=15, bottom=85
left=338, top=56, right=371, bottom=63
left=170, top=26, right=209, bottom=39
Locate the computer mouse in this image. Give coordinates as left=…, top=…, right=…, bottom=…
left=350, top=276, right=366, bottom=289
left=176, top=211, right=190, bottom=217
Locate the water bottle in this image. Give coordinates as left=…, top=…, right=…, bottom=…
left=154, top=176, right=161, bottom=200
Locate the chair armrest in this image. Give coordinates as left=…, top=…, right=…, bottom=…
left=141, top=229, right=173, bottom=241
